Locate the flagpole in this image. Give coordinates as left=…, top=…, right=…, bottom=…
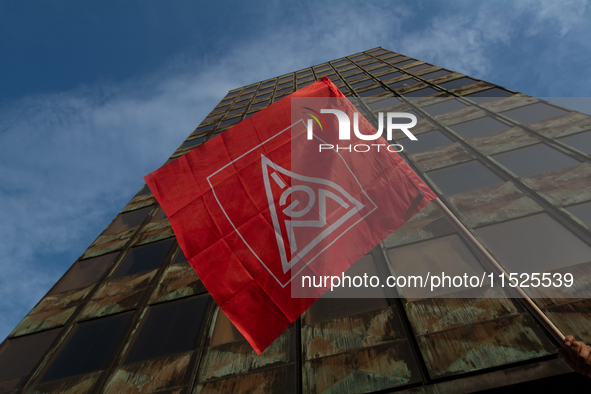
left=432, top=198, right=566, bottom=345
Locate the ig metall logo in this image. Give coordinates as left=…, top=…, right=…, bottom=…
left=303, top=107, right=417, bottom=153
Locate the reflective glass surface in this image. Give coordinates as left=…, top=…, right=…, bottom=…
left=559, top=131, right=591, bottom=155
left=492, top=144, right=579, bottom=177
left=427, top=161, right=504, bottom=195
left=113, top=238, right=175, bottom=278
left=501, top=103, right=569, bottom=124
left=103, top=206, right=153, bottom=235
left=49, top=252, right=119, bottom=295
left=420, top=70, right=451, bottom=80
left=476, top=213, right=591, bottom=272
left=0, top=328, right=61, bottom=391
left=449, top=116, right=511, bottom=139
left=465, top=88, right=513, bottom=103
left=124, top=296, right=209, bottom=364
left=40, top=312, right=133, bottom=382
left=402, top=130, right=454, bottom=154
left=566, top=201, right=591, bottom=227
left=405, top=64, right=432, bottom=73
left=421, top=99, right=467, bottom=116
left=439, top=77, right=479, bottom=90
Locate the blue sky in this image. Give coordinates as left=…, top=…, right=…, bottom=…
left=0, top=0, right=590, bottom=340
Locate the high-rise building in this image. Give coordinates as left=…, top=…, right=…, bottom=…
left=1, top=47, right=591, bottom=393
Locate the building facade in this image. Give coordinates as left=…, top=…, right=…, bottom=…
left=1, top=47, right=591, bottom=393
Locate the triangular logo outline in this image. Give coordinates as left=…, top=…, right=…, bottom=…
left=261, top=154, right=365, bottom=274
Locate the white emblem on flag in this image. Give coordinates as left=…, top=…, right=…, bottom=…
left=261, top=155, right=365, bottom=274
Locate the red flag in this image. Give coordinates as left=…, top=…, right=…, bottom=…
left=145, top=77, right=436, bottom=354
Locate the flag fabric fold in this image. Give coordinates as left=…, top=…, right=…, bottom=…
left=145, top=77, right=436, bottom=354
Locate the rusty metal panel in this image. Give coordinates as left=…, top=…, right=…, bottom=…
left=81, top=227, right=137, bottom=259
left=29, top=287, right=92, bottom=315
left=102, top=352, right=192, bottom=394
left=79, top=287, right=145, bottom=320
left=302, top=307, right=406, bottom=360
left=468, top=126, right=540, bottom=156
left=23, top=371, right=101, bottom=394
left=522, top=162, right=591, bottom=206
left=383, top=202, right=456, bottom=248
left=426, top=106, right=482, bottom=127
left=198, top=326, right=294, bottom=382
left=10, top=306, right=77, bottom=338
left=543, top=299, right=591, bottom=344
left=423, top=72, right=463, bottom=86
left=410, top=143, right=475, bottom=172
left=134, top=220, right=175, bottom=246
left=529, top=262, right=591, bottom=310
left=94, top=271, right=156, bottom=299
left=451, top=81, right=496, bottom=96
left=448, top=181, right=543, bottom=227
left=479, top=94, right=537, bottom=113
left=414, top=313, right=554, bottom=379
left=149, top=262, right=206, bottom=304
left=303, top=341, right=421, bottom=394
left=434, top=108, right=486, bottom=129
left=194, top=365, right=294, bottom=394
left=531, top=111, right=591, bottom=139
left=121, top=194, right=157, bottom=213
left=394, top=358, right=572, bottom=394
left=404, top=290, right=519, bottom=335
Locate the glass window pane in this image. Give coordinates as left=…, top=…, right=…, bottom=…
left=449, top=116, right=510, bottom=139
left=389, top=78, right=419, bottom=89
left=501, top=103, right=569, bottom=124
left=367, top=66, right=390, bottom=74
left=566, top=202, right=591, bottom=227
left=192, top=123, right=215, bottom=135
left=405, top=64, right=432, bottom=73
left=358, top=87, right=387, bottom=97
left=394, top=59, right=416, bottom=67
left=476, top=213, right=591, bottom=272
left=210, top=310, right=245, bottom=346
left=351, top=79, right=375, bottom=89
left=439, top=77, right=479, bottom=90
left=492, top=144, right=579, bottom=177
left=421, top=99, right=467, bottom=116
left=113, top=238, right=175, bottom=278
left=378, top=71, right=402, bottom=81
left=385, top=55, right=404, bottom=62
left=559, top=131, right=591, bottom=155
left=367, top=97, right=401, bottom=111
left=304, top=298, right=389, bottom=325
left=0, top=328, right=61, bottom=391
left=179, top=136, right=207, bottom=150
left=150, top=207, right=168, bottom=222
left=427, top=161, right=504, bottom=195
left=49, top=252, right=119, bottom=295
left=340, top=68, right=361, bottom=76
left=404, top=87, right=440, bottom=98
left=172, top=247, right=187, bottom=265
left=124, top=296, right=209, bottom=364
left=219, top=117, right=240, bottom=127
left=40, top=312, right=133, bottom=382
left=304, top=255, right=389, bottom=324
left=103, top=206, right=153, bottom=235
left=465, top=88, right=513, bottom=103
left=344, top=73, right=366, bottom=82
left=420, top=70, right=451, bottom=80
left=386, top=234, right=483, bottom=298
left=402, top=130, right=454, bottom=154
